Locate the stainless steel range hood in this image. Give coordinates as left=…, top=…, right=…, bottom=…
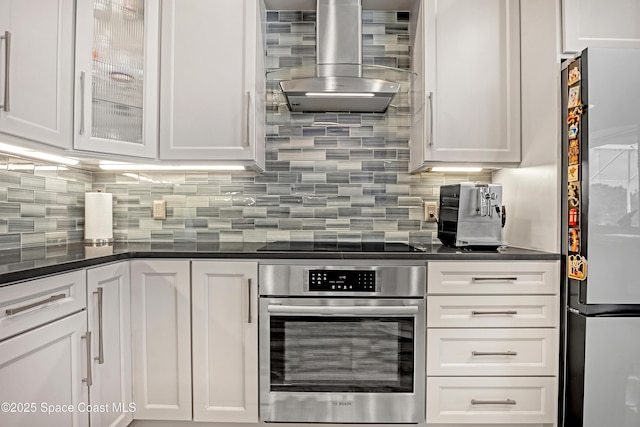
left=279, top=0, right=401, bottom=113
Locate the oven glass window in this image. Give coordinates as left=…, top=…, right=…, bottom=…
left=269, top=316, right=414, bottom=392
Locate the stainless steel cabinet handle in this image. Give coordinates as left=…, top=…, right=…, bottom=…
left=1, top=31, right=11, bottom=112
left=245, top=91, right=251, bottom=148
left=471, top=310, right=518, bottom=316
left=5, top=293, right=66, bottom=316
left=472, top=351, right=518, bottom=356
left=83, top=331, right=93, bottom=387
left=471, top=399, right=516, bottom=405
left=268, top=305, right=419, bottom=316
left=247, top=278, right=252, bottom=324
left=94, top=287, right=104, bottom=364
left=80, top=71, right=86, bottom=135
left=427, top=91, right=433, bottom=147
left=471, top=277, right=518, bottom=282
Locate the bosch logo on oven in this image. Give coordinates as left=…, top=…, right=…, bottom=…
left=332, top=401, right=353, bottom=407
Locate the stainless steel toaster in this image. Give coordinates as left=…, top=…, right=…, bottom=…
left=437, top=183, right=506, bottom=249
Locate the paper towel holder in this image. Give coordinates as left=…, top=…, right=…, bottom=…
left=84, top=190, right=114, bottom=246
left=84, top=238, right=114, bottom=246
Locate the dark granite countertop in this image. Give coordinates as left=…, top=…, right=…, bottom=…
left=0, top=242, right=560, bottom=286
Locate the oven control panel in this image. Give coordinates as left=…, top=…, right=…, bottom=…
left=308, top=270, right=376, bottom=292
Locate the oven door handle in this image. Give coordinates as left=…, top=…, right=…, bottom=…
left=267, top=305, right=419, bottom=316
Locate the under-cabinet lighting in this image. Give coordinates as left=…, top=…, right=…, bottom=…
left=6, top=164, right=64, bottom=171
left=430, top=167, right=483, bottom=173
left=305, top=92, right=375, bottom=97
left=122, top=172, right=173, bottom=184
left=0, top=142, right=79, bottom=166
left=99, top=163, right=245, bottom=171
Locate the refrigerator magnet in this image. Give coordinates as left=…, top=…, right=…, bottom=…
left=567, top=106, right=583, bottom=125
left=568, top=86, right=581, bottom=108
left=569, top=228, right=581, bottom=253
left=568, top=139, right=580, bottom=166
left=569, top=123, right=579, bottom=139
left=572, top=105, right=583, bottom=117
left=568, top=207, right=580, bottom=226
left=568, top=165, right=579, bottom=182
left=568, top=182, right=581, bottom=208
left=568, top=254, right=588, bottom=281
left=568, top=63, right=581, bottom=86
left=567, top=114, right=578, bottom=126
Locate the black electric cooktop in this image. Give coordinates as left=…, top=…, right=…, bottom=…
left=256, top=241, right=426, bottom=252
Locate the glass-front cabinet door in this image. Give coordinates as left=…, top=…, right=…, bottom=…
left=74, top=0, right=159, bottom=158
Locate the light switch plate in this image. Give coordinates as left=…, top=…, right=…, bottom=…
left=425, top=201, right=438, bottom=222
left=153, top=200, right=166, bottom=220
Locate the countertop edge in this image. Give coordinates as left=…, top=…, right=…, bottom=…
left=0, top=247, right=561, bottom=287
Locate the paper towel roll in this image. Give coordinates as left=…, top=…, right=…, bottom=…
left=85, top=192, right=113, bottom=243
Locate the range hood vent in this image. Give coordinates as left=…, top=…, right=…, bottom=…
left=272, top=0, right=412, bottom=114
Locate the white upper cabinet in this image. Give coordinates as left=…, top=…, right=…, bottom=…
left=562, top=0, right=640, bottom=53
left=410, top=0, right=521, bottom=171
left=74, top=0, right=160, bottom=158
left=0, top=0, right=74, bottom=149
left=159, top=0, right=265, bottom=170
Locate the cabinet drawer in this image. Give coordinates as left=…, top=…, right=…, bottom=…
left=427, top=328, right=558, bottom=376
left=427, top=295, right=559, bottom=328
left=427, top=261, right=559, bottom=295
left=0, top=270, right=86, bottom=341
left=426, top=376, right=557, bottom=424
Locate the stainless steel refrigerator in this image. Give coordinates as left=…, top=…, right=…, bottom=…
left=562, top=48, right=640, bottom=427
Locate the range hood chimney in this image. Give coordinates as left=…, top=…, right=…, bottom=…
left=279, top=0, right=401, bottom=113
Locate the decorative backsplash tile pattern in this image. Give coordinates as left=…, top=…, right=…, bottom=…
left=92, top=170, right=491, bottom=244
left=90, top=9, right=492, bottom=245
left=0, top=10, right=493, bottom=249
left=0, top=155, right=92, bottom=250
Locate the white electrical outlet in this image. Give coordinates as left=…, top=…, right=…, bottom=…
left=424, top=201, right=438, bottom=222
left=153, top=200, right=166, bottom=220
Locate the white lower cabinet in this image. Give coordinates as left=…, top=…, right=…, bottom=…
left=0, top=311, right=89, bottom=427
left=427, top=376, right=557, bottom=425
left=427, top=328, right=558, bottom=377
left=426, top=260, right=560, bottom=427
left=87, top=262, right=133, bottom=427
left=130, top=259, right=258, bottom=424
left=130, top=260, right=192, bottom=421
left=427, top=295, right=559, bottom=329
left=427, top=261, right=560, bottom=296
left=191, top=261, right=258, bottom=423
left=0, top=270, right=86, bottom=341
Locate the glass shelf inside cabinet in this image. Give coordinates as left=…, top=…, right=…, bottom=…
left=92, top=0, right=145, bottom=144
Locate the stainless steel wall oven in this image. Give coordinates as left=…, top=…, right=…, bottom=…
left=259, top=261, right=426, bottom=424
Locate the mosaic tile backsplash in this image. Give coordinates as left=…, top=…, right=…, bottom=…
left=0, top=156, right=92, bottom=250
left=90, top=10, right=491, bottom=245
left=0, top=10, right=492, bottom=249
